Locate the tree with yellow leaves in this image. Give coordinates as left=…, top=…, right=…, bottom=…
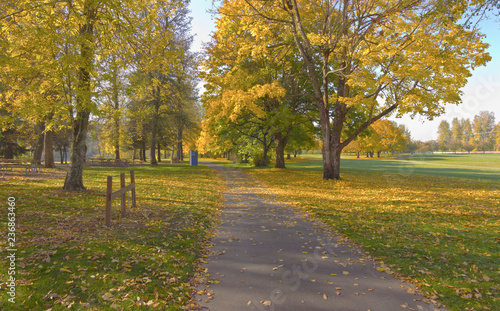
left=199, top=2, right=317, bottom=168
left=1, top=0, right=193, bottom=190
left=206, top=0, right=490, bottom=179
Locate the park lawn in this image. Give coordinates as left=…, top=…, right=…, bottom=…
left=285, top=153, right=500, bottom=181
left=244, top=155, right=500, bottom=311
left=0, top=163, right=224, bottom=310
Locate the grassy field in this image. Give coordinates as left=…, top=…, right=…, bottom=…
left=0, top=163, right=223, bottom=310
left=231, top=153, right=500, bottom=311
left=284, top=153, right=500, bottom=181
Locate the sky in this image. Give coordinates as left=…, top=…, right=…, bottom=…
left=188, top=1, right=500, bottom=141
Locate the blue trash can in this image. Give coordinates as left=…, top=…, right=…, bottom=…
left=189, top=150, right=198, bottom=166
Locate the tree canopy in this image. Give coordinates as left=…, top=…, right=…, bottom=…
left=1, top=0, right=199, bottom=190
left=199, top=0, right=491, bottom=179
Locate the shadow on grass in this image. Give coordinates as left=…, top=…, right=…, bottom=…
left=284, top=157, right=500, bottom=181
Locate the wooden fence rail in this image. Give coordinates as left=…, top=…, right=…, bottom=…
left=106, top=170, right=137, bottom=227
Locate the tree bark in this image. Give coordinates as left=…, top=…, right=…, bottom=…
left=150, top=122, right=157, bottom=165
left=287, top=1, right=333, bottom=178
left=261, top=142, right=269, bottom=167
left=44, top=129, right=55, bottom=168
left=150, top=85, right=160, bottom=165
left=63, top=111, right=90, bottom=191
left=157, top=142, right=161, bottom=162
left=176, top=126, right=183, bottom=161
left=171, top=144, right=178, bottom=163
left=274, top=130, right=290, bottom=169
left=63, top=0, right=95, bottom=191
left=3, top=130, right=15, bottom=159
left=33, top=122, right=45, bottom=162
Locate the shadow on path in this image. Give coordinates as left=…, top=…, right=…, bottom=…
left=196, top=163, right=446, bottom=311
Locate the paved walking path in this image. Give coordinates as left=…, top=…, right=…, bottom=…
left=196, top=163, right=446, bottom=311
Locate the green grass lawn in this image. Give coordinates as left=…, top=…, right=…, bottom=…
left=234, top=153, right=500, bottom=311
left=0, top=163, right=223, bottom=310
left=284, top=153, right=500, bottom=181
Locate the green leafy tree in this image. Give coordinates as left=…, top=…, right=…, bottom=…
left=205, top=0, right=490, bottom=179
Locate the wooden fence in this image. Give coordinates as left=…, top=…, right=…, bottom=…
left=106, top=170, right=136, bottom=227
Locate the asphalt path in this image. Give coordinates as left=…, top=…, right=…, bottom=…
left=196, top=163, right=446, bottom=311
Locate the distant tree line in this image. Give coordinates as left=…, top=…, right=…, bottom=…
left=436, top=111, right=499, bottom=152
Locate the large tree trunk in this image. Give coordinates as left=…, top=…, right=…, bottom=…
left=4, top=144, right=13, bottom=159
left=157, top=142, right=161, bottom=162
left=3, top=130, right=15, bottom=159
left=63, top=0, right=95, bottom=191
left=150, top=124, right=157, bottom=165
left=274, top=130, right=290, bottom=169
left=33, top=122, right=45, bottom=162
left=63, top=111, right=90, bottom=191
left=332, top=146, right=342, bottom=180
left=259, top=135, right=273, bottom=167
left=171, top=144, right=178, bottom=163
left=261, top=143, right=268, bottom=167
left=44, top=129, right=56, bottom=168
left=150, top=86, right=160, bottom=165
left=60, top=149, right=64, bottom=164
left=176, top=126, right=183, bottom=161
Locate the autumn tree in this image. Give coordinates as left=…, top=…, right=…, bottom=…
left=461, top=118, right=474, bottom=151
left=437, top=120, right=452, bottom=151
left=495, top=121, right=500, bottom=151
left=285, top=122, right=318, bottom=159
left=450, top=117, right=464, bottom=151
left=355, top=127, right=380, bottom=158
left=198, top=16, right=287, bottom=166
left=371, top=120, right=407, bottom=157
left=2, top=0, right=196, bottom=189
left=347, top=120, right=406, bottom=157
left=215, top=0, right=491, bottom=179
left=472, top=110, right=495, bottom=151
left=199, top=2, right=319, bottom=168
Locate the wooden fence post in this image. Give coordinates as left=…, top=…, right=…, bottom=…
left=131, top=170, right=136, bottom=208
left=120, top=172, right=126, bottom=217
left=105, top=170, right=136, bottom=227
left=106, top=176, right=112, bottom=227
